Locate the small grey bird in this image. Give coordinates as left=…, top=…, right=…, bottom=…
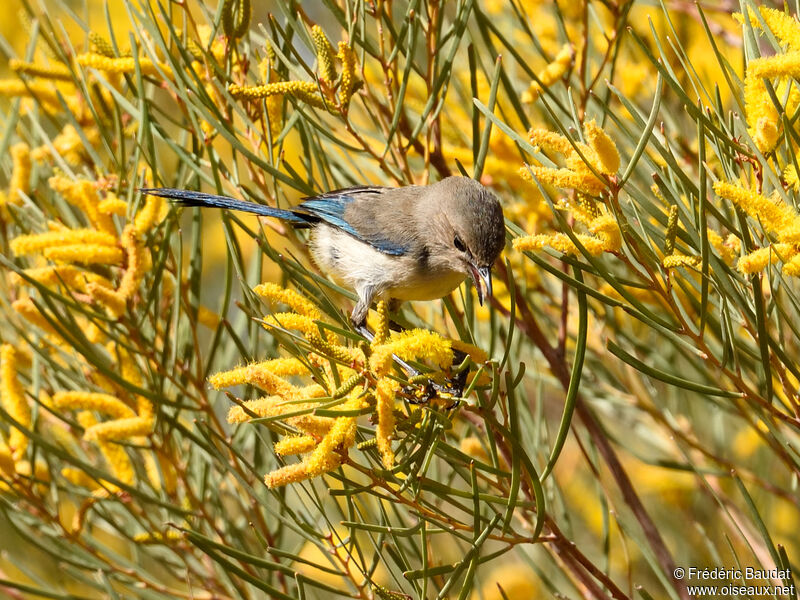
left=142, top=176, right=506, bottom=329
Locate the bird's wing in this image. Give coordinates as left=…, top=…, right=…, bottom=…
left=297, top=188, right=410, bottom=256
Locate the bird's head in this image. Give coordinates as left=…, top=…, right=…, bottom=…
left=427, top=177, right=506, bottom=305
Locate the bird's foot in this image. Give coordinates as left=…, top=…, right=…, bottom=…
left=357, top=324, right=469, bottom=407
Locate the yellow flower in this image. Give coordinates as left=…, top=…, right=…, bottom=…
left=52, top=391, right=136, bottom=420
left=522, top=44, right=573, bottom=102
left=9, top=58, right=72, bottom=81
left=7, top=143, right=31, bottom=205
left=48, top=176, right=116, bottom=234
left=311, top=25, right=337, bottom=83
left=743, top=73, right=779, bottom=153
left=228, top=81, right=326, bottom=109
left=369, top=329, right=453, bottom=377
left=43, top=244, right=124, bottom=265
left=99, top=194, right=128, bottom=216
left=10, top=229, right=117, bottom=255
left=714, top=182, right=800, bottom=243
left=584, top=120, right=621, bottom=175
left=375, top=378, right=399, bottom=468
left=77, top=53, right=173, bottom=80
left=0, top=345, right=31, bottom=461
left=274, top=435, right=317, bottom=456
left=736, top=244, right=795, bottom=274
left=736, top=7, right=800, bottom=51
left=254, top=282, right=321, bottom=319
left=662, top=253, right=701, bottom=269
left=337, top=41, right=357, bottom=107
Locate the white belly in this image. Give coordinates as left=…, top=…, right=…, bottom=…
left=309, top=225, right=466, bottom=302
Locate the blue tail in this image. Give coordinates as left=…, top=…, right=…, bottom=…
left=140, top=188, right=309, bottom=224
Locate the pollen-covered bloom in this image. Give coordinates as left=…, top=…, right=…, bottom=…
left=514, top=195, right=621, bottom=258
left=714, top=181, right=800, bottom=274
left=214, top=288, right=476, bottom=487
left=522, top=44, right=573, bottom=103
left=0, top=345, right=31, bottom=461
left=526, top=120, right=620, bottom=196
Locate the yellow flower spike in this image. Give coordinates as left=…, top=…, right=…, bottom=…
left=133, top=194, right=168, bottom=236
left=527, top=166, right=605, bottom=196
left=197, top=306, right=221, bottom=329
left=77, top=53, right=173, bottom=80
left=1, top=345, right=31, bottom=461
left=228, top=81, right=326, bottom=109
left=263, top=462, right=309, bottom=488
left=227, top=397, right=333, bottom=437
left=12, top=298, right=58, bottom=335
left=583, top=120, right=620, bottom=175
left=302, top=393, right=362, bottom=479
left=714, top=181, right=800, bottom=242
left=117, top=226, right=147, bottom=301
left=528, top=128, right=576, bottom=157
left=99, top=194, right=128, bottom=216
left=375, top=378, right=399, bottom=468
left=662, top=254, right=702, bottom=269
left=211, top=362, right=303, bottom=399
left=274, top=435, right=317, bottom=456
left=52, top=391, right=136, bottom=419
left=210, top=358, right=309, bottom=387
left=736, top=244, right=795, bottom=274
left=664, top=205, right=679, bottom=256
left=781, top=253, right=800, bottom=276
left=262, top=312, right=365, bottom=366
left=61, top=467, right=100, bottom=490
left=707, top=230, right=738, bottom=265
left=450, top=339, right=489, bottom=364
left=8, top=143, right=31, bottom=205
left=0, top=442, right=17, bottom=476
left=77, top=412, right=134, bottom=488
left=118, top=348, right=154, bottom=421
left=11, top=266, right=113, bottom=292
left=337, top=41, right=357, bottom=107
left=0, top=78, right=63, bottom=107
left=736, top=7, right=800, bottom=51
left=744, top=73, right=780, bottom=153
left=371, top=300, right=389, bottom=348
left=369, top=329, right=453, bottom=378
left=9, top=59, right=72, bottom=81
left=48, top=176, right=116, bottom=235
left=513, top=232, right=607, bottom=257
left=87, top=282, right=126, bottom=318
left=784, top=164, right=800, bottom=191
left=254, top=283, right=321, bottom=319
left=588, top=214, right=621, bottom=252
left=32, top=124, right=100, bottom=165
left=88, top=32, right=118, bottom=58
left=43, top=244, right=124, bottom=265
left=10, top=229, right=117, bottom=255
left=522, top=43, right=573, bottom=103
left=83, top=416, right=154, bottom=442
left=748, top=53, right=800, bottom=79
left=311, top=25, right=337, bottom=83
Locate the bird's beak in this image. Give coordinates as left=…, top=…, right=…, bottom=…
left=469, top=264, right=493, bottom=306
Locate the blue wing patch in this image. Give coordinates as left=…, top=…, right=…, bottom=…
left=297, top=194, right=408, bottom=256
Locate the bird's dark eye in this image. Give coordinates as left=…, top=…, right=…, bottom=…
left=454, top=235, right=466, bottom=252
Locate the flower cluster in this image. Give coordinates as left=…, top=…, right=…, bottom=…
left=524, top=120, right=620, bottom=196
left=737, top=7, right=800, bottom=152
left=210, top=283, right=487, bottom=487
left=228, top=24, right=359, bottom=114
left=714, top=181, right=800, bottom=275
left=1, top=162, right=171, bottom=501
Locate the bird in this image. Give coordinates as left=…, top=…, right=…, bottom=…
left=141, top=176, right=506, bottom=332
